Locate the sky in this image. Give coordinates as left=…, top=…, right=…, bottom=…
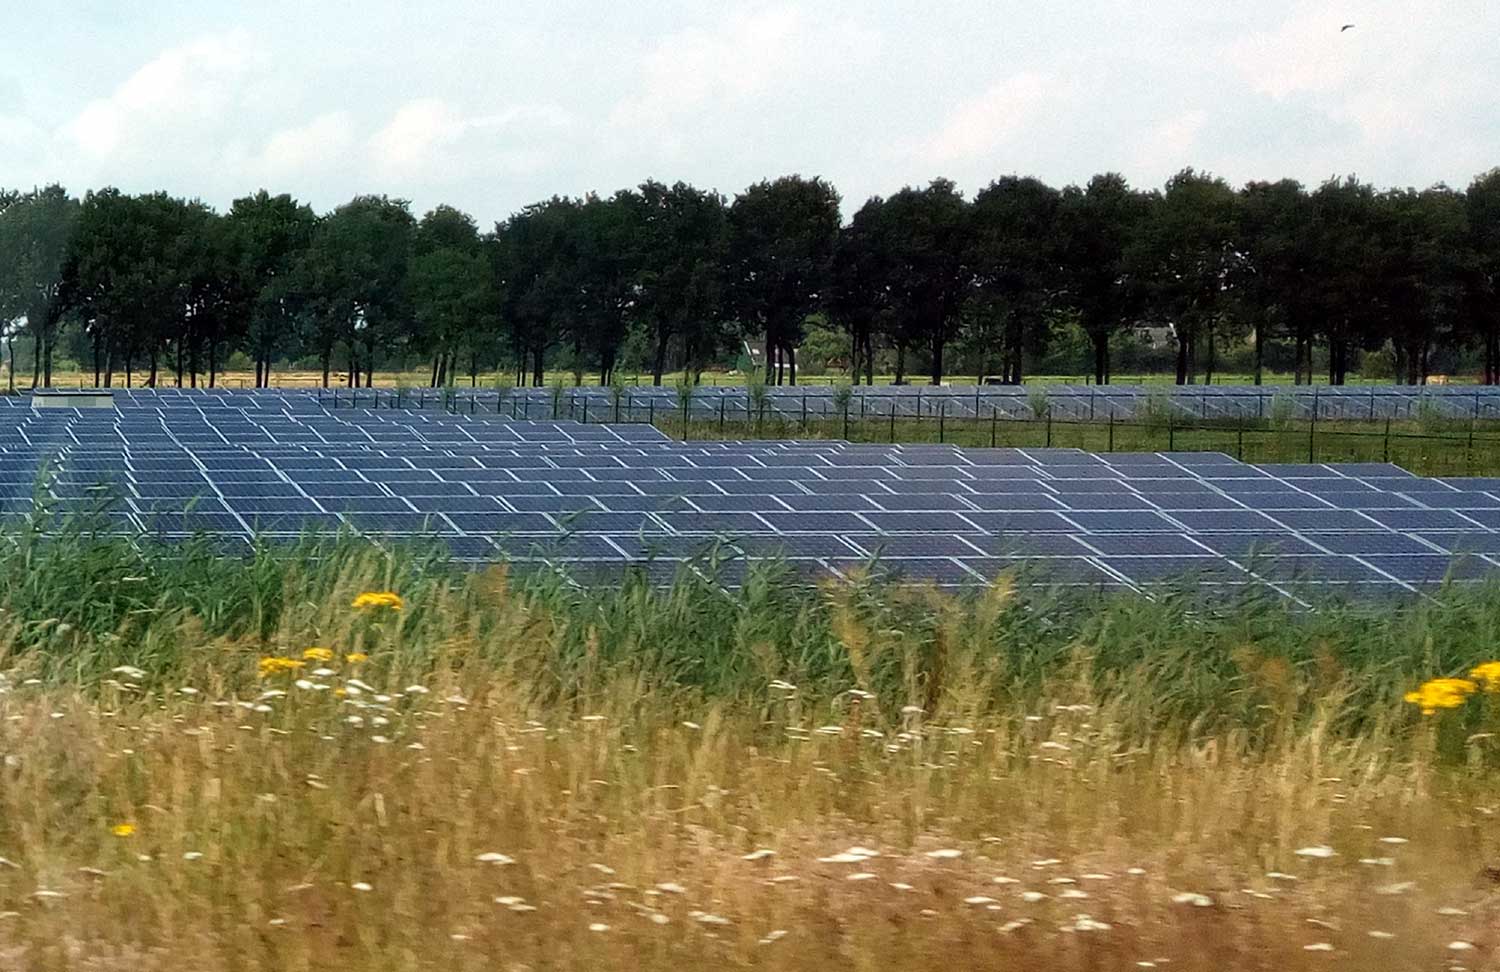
left=0, top=0, right=1495, bottom=225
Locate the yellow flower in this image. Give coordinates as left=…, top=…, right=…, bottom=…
left=111, top=823, right=136, bottom=838
left=352, top=591, right=404, bottom=611
left=1403, top=677, right=1478, bottom=715
left=258, top=657, right=306, bottom=678
left=345, top=652, right=369, bottom=664
left=1470, top=662, right=1500, bottom=693
left=303, top=647, right=335, bottom=663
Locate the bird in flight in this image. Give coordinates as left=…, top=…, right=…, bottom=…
left=1340, top=23, right=1356, bottom=31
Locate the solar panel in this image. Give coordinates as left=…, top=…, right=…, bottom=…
left=5, top=389, right=1499, bottom=596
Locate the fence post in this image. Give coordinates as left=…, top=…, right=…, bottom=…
left=939, top=400, right=946, bottom=443
left=1469, top=419, right=1476, bottom=473
left=1089, top=387, right=1096, bottom=420
left=1383, top=417, right=1391, bottom=463
left=649, top=398, right=655, bottom=427
left=470, top=394, right=476, bottom=415
left=800, top=393, right=807, bottom=433
left=1237, top=418, right=1244, bottom=461
left=333, top=388, right=340, bottom=409
left=1308, top=406, right=1317, bottom=463
left=990, top=404, right=998, bottom=448
left=842, top=403, right=849, bottom=441
left=1046, top=407, right=1053, bottom=448
left=719, top=396, right=726, bottom=434
left=581, top=397, right=588, bottom=424
left=1168, top=413, right=1175, bottom=451
left=1107, top=411, right=1115, bottom=452
left=890, top=400, right=896, bottom=443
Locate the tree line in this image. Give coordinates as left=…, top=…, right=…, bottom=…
left=0, top=168, right=1497, bottom=391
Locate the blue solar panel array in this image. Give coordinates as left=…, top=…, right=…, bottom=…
left=5, top=390, right=1500, bottom=598
left=25, top=382, right=1500, bottom=421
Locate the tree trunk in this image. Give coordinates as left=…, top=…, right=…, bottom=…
left=148, top=347, right=158, bottom=388
left=930, top=334, right=944, bottom=386
left=6, top=333, right=13, bottom=395
left=29, top=331, right=39, bottom=390
left=93, top=332, right=102, bottom=388
left=321, top=349, right=331, bottom=388
left=1092, top=331, right=1109, bottom=385
left=531, top=346, right=544, bottom=387
left=652, top=328, right=670, bottom=386
left=763, top=332, right=775, bottom=385
left=43, top=332, right=53, bottom=388
left=209, top=340, right=218, bottom=388
left=893, top=344, right=906, bottom=385
left=1175, top=330, right=1189, bottom=385
left=787, top=344, right=797, bottom=386
left=430, top=354, right=441, bottom=388
left=1253, top=324, right=1263, bottom=386
left=174, top=339, right=184, bottom=387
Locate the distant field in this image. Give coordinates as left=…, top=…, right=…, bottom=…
left=33, top=368, right=1489, bottom=390
left=0, top=536, right=1499, bottom=970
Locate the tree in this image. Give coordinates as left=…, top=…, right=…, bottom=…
left=1135, top=170, right=1240, bottom=384
left=1465, top=170, right=1500, bottom=384
left=869, top=179, right=971, bottom=385
left=294, top=196, right=414, bottom=387
left=967, top=176, right=1061, bottom=384
left=1054, top=174, right=1150, bottom=384
left=633, top=181, right=728, bottom=385
left=1303, top=178, right=1385, bottom=386
left=0, top=186, right=79, bottom=388
left=227, top=191, right=317, bottom=387
left=1370, top=186, right=1467, bottom=385
left=831, top=198, right=892, bottom=385
left=411, top=205, right=499, bottom=386
left=497, top=197, right=581, bottom=387
left=727, top=176, right=840, bottom=385
left=1235, top=179, right=1311, bottom=385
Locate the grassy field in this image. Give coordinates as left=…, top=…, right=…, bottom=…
left=32, top=367, right=1487, bottom=390
left=650, top=413, right=1500, bottom=476
left=2, top=531, right=1500, bottom=969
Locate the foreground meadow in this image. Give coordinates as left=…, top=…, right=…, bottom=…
left=1, top=533, right=1500, bottom=970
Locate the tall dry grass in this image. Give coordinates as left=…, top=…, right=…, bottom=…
left=1, top=540, right=1499, bottom=969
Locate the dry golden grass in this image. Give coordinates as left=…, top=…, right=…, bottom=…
left=2, top=553, right=1500, bottom=970
left=3, top=644, right=1499, bottom=970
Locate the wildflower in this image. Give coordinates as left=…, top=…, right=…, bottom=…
left=1403, top=677, right=1477, bottom=715
left=1294, top=845, right=1336, bottom=859
left=345, top=652, right=369, bottom=664
left=111, top=823, right=135, bottom=838
left=1471, top=662, right=1500, bottom=692
left=352, top=591, right=404, bottom=611
left=258, top=657, right=305, bottom=678
left=351, top=882, right=373, bottom=892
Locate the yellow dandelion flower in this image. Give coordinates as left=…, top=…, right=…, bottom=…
left=345, top=652, right=369, bottom=664
left=257, top=657, right=306, bottom=678
left=303, top=647, right=335, bottom=663
left=1470, top=662, right=1500, bottom=693
left=111, top=823, right=136, bottom=838
left=1403, top=677, right=1477, bottom=715
left=352, top=591, right=404, bottom=611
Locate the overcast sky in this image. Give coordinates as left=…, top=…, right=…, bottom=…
left=1, top=0, right=1495, bottom=225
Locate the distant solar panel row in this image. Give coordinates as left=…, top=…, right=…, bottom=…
left=22, top=383, right=1500, bottom=422
left=4, top=399, right=1500, bottom=599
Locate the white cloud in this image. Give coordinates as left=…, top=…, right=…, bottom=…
left=368, top=99, right=573, bottom=180
left=913, top=73, right=1068, bottom=166
left=610, top=6, right=805, bottom=131
left=1131, top=110, right=1209, bottom=177
left=1223, top=10, right=1363, bottom=100
left=255, top=112, right=356, bottom=179
left=61, top=31, right=261, bottom=157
